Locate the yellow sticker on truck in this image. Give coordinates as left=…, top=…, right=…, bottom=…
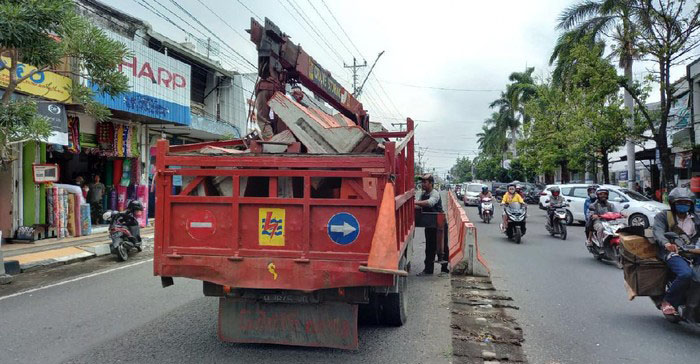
left=259, top=208, right=285, bottom=246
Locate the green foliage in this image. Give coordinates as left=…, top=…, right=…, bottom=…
left=520, top=42, right=629, bottom=182
left=0, top=99, right=52, bottom=149
left=449, top=156, right=473, bottom=183
left=0, top=0, right=130, bottom=165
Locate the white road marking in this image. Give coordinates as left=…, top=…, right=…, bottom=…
left=0, top=258, right=154, bottom=302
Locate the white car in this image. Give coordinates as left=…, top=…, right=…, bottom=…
left=540, top=183, right=667, bottom=228
left=463, top=183, right=487, bottom=206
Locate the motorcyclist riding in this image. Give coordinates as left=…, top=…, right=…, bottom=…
left=501, top=183, right=524, bottom=231
left=583, top=185, right=599, bottom=239
left=477, top=185, right=493, bottom=217
left=652, top=187, right=700, bottom=316
left=587, top=188, right=617, bottom=246
left=546, top=186, right=567, bottom=228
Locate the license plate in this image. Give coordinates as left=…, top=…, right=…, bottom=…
left=262, top=294, right=311, bottom=304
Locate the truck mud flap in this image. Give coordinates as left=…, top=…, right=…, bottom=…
left=218, top=298, right=359, bottom=349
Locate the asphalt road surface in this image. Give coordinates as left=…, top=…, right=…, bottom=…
left=0, top=228, right=451, bottom=364
left=461, top=201, right=700, bottom=364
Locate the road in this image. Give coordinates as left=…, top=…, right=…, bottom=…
left=0, top=228, right=451, bottom=364
left=462, top=201, right=700, bottom=364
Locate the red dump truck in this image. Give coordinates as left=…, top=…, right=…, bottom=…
left=153, top=18, right=416, bottom=349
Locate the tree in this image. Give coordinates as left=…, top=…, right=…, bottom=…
left=476, top=112, right=509, bottom=161
left=0, top=0, right=130, bottom=165
left=620, top=0, right=700, bottom=186
left=521, top=43, right=629, bottom=184
left=489, top=67, right=537, bottom=158
left=449, top=156, right=473, bottom=183
left=555, top=0, right=641, bottom=182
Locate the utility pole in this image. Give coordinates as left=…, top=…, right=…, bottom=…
left=344, top=57, right=367, bottom=95
left=355, top=51, right=385, bottom=97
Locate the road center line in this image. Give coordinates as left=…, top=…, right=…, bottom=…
left=0, top=258, right=154, bottom=302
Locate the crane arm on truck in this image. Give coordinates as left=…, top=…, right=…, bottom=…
left=248, top=17, right=370, bottom=130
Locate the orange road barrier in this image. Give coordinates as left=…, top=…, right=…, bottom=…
left=360, top=182, right=408, bottom=276
left=447, top=191, right=489, bottom=276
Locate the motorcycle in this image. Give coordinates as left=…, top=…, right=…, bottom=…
left=502, top=202, right=527, bottom=244
left=588, top=206, right=629, bottom=268
left=103, top=209, right=142, bottom=261
left=649, top=232, right=700, bottom=325
left=480, top=198, right=493, bottom=224
left=545, top=201, right=568, bottom=240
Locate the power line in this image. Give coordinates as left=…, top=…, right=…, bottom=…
left=75, top=2, right=257, bottom=97
left=134, top=0, right=255, bottom=73
left=375, top=116, right=486, bottom=124
left=380, top=79, right=502, bottom=92
left=195, top=0, right=254, bottom=45
left=163, top=0, right=257, bottom=70
left=320, top=0, right=366, bottom=60
left=284, top=0, right=346, bottom=63
left=305, top=0, right=355, bottom=59
left=235, top=0, right=263, bottom=21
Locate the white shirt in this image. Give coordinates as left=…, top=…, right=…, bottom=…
left=677, top=215, right=696, bottom=238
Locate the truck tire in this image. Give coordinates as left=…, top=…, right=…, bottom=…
left=379, top=286, right=407, bottom=326
left=358, top=294, right=381, bottom=325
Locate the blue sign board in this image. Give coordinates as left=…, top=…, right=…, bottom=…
left=327, top=212, right=360, bottom=245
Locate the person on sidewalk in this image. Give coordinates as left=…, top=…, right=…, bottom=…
left=415, top=174, right=449, bottom=276
left=88, top=175, right=106, bottom=224
left=652, top=187, right=700, bottom=317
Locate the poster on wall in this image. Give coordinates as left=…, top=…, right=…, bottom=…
left=89, top=30, right=191, bottom=125
left=37, top=101, right=68, bottom=145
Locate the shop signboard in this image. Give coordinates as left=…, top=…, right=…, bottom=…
left=0, top=56, right=72, bottom=102
left=91, top=30, right=191, bottom=125
left=0, top=89, right=69, bottom=146
left=37, top=101, right=68, bottom=145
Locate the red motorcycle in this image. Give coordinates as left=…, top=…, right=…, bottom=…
left=588, top=209, right=628, bottom=269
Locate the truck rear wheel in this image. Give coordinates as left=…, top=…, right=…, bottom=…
left=379, top=282, right=407, bottom=326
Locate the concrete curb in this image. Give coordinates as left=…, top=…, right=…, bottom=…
left=19, top=251, right=96, bottom=272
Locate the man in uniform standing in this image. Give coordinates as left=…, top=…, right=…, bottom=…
left=415, top=174, right=449, bottom=276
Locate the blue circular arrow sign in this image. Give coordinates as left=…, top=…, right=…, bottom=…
left=327, top=212, right=360, bottom=245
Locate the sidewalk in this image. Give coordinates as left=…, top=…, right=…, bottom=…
left=2, top=220, right=154, bottom=273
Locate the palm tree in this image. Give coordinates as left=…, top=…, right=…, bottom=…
left=488, top=67, right=536, bottom=158
left=553, top=0, right=640, bottom=181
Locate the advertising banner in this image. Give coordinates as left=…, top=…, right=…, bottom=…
left=92, top=31, right=191, bottom=125
left=0, top=56, right=72, bottom=102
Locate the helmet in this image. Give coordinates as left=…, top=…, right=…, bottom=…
left=507, top=183, right=516, bottom=188
left=515, top=184, right=523, bottom=191
left=551, top=186, right=560, bottom=195
left=482, top=186, right=488, bottom=192
left=127, top=200, right=145, bottom=212
left=587, top=185, right=599, bottom=193
left=595, top=187, right=609, bottom=197
left=668, top=187, right=695, bottom=207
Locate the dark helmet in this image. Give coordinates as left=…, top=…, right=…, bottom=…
left=482, top=186, right=488, bottom=192
left=668, top=187, right=695, bottom=211
left=587, top=185, right=599, bottom=193
left=507, top=183, right=516, bottom=188
left=551, top=186, right=560, bottom=195
left=127, top=199, right=145, bottom=212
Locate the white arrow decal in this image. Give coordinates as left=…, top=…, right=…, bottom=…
left=330, top=222, right=357, bottom=236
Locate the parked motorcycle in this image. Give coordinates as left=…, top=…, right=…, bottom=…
left=103, top=200, right=144, bottom=261
left=545, top=201, right=568, bottom=240
left=649, top=232, right=700, bottom=325
left=502, top=202, right=527, bottom=244
left=588, top=207, right=629, bottom=268
left=480, top=198, right=493, bottom=224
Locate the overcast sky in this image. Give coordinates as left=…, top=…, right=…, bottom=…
left=99, top=0, right=693, bottom=176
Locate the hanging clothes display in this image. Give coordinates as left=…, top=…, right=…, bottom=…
left=120, top=159, right=132, bottom=187
left=66, top=116, right=80, bottom=154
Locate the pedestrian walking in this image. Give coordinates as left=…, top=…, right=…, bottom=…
left=88, top=175, right=106, bottom=224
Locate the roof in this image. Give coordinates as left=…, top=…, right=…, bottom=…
left=147, top=30, right=237, bottom=77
